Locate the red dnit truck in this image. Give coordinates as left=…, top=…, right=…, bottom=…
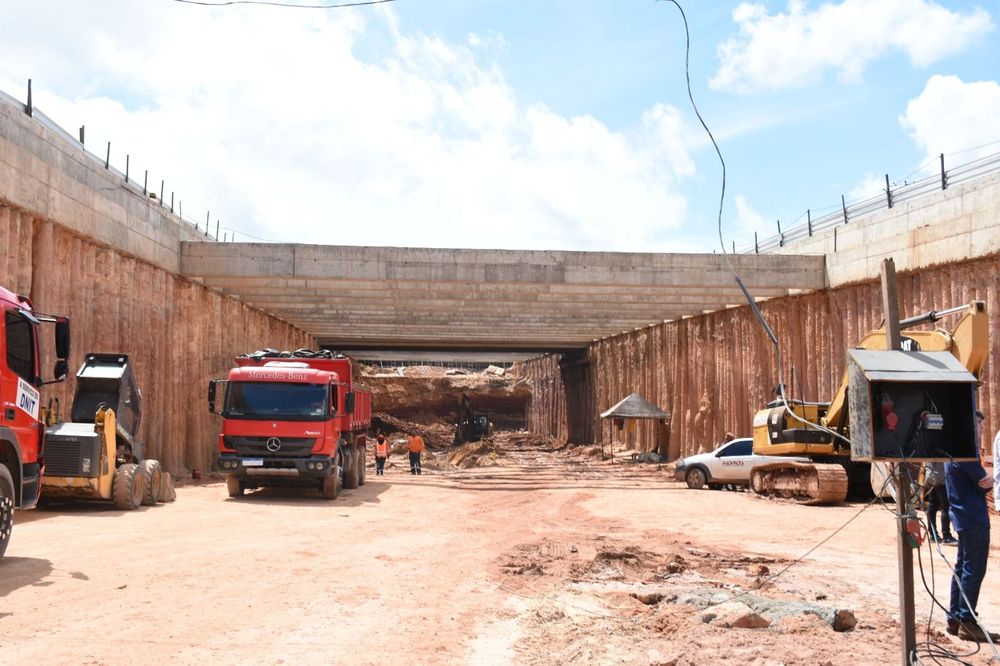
left=0, top=286, right=70, bottom=558
left=209, top=349, right=372, bottom=500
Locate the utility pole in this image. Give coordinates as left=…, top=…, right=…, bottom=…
left=881, top=257, right=915, bottom=664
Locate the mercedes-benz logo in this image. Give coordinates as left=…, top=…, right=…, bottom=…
left=266, top=437, right=282, bottom=452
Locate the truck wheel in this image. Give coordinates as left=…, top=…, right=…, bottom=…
left=113, top=463, right=143, bottom=510
left=358, top=449, right=366, bottom=486
left=343, top=451, right=359, bottom=489
left=321, top=466, right=340, bottom=499
left=0, top=464, right=15, bottom=559
left=140, top=460, right=162, bottom=506
left=226, top=476, right=244, bottom=498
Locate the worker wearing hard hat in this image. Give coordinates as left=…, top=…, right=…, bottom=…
left=407, top=434, right=425, bottom=475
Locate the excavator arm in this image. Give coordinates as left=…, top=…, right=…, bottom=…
left=822, top=301, right=988, bottom=431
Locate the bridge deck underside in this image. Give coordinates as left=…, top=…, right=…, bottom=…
left=181, top=244, right=826, bottom=351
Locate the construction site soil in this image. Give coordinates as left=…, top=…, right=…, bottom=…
left=4, top=431, right=1000, bottom=665
left=361, top=364, right=531, bottom=431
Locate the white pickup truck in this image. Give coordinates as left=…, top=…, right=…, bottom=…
left=673, top=437, right=809, bottom=490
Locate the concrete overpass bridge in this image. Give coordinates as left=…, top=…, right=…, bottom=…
left=180, top=243, right=826, bottom=352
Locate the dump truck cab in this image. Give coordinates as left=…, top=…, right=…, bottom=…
left=212, top=350, right=372, bottom=500
left=0, top=286, right=70, bottom=557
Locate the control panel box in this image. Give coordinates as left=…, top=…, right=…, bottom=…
left=847, top=350, right=978, bottom=462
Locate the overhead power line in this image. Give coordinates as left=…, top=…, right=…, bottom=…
left=171, top=0, right=395, bottom=8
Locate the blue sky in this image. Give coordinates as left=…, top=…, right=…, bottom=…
left=0, top=0, right=997, bottom=253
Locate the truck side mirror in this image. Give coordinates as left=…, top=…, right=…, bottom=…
left=208, top=381, right=217, bottom=413
left=53, top=359, right=68, bottom=382
left=55, top=318, right=70, bottom=360
left=345, top=391, right=355, bottom=414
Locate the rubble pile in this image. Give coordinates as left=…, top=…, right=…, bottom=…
left=447, top=440, right=499, bottom=468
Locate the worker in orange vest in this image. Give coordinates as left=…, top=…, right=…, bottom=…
left=408, top=433, right=425, bottom=475
left=374, top=434, right=389, bottom=476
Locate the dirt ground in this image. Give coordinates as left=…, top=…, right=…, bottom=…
left=3, top=434, right=1000, bottom=665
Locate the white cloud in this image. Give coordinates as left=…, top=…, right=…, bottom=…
left=0, top=1, right=699, bottom=252
left=900, top=74, right=1000, bottom=161
left=733, top=194, right=772, bottom=239
left=712, top=0, right=993, bottom=93
left=847, top=172, right=888, bottom=202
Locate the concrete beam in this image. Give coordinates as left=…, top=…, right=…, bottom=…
left=179, top=242, right=825, bottom=349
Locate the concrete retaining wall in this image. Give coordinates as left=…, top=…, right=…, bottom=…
left=1, top=207, right=313, bottom=474
left=0, top=93, right=208, bottom=274
left=0, top=91, right=314, bottom=473
left=521, top=254, right=1000, bottom=460
left=778, top=172, right=1000, bottom=287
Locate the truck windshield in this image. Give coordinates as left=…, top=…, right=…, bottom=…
left=225, top=382, right=329, bottom=420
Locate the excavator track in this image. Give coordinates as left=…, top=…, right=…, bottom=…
left=750, top=462, right=848, bottom=505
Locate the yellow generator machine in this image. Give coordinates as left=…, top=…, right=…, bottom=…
left=750, top=301, right=989, bottom=504
left=41, top=354, right=164, bottom=509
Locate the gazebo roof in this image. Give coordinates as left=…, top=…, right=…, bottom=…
left=600, top=393, right=670, bottom=420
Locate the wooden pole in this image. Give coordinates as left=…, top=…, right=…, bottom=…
left=601, top=420, right=606, bottom=460
left=881, top=257, right=914, bottom=664
left=881, top=258, right=901, bottom=351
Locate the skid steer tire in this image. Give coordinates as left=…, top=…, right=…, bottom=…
left=226, top=476, right=244, bottom=498
left=0, top=464, right=15, bottom=559
left=321, top=466, right=341, bottom=500
left=343, top=451, right=359, bottom=490
left=158, top=472, right=177, bottom=502
left=113, top=463, right=143, bottom=510
left=140, top=460, right=163, bottom=506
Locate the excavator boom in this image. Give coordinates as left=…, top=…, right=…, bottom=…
left=822, top=301, right=987, bottom=432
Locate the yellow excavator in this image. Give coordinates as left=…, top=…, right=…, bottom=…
left=750, top=301, right=989, bottom=504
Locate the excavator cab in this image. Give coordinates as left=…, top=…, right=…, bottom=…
left=453, top=394, right=493, bottom=445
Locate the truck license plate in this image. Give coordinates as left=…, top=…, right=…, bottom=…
left=242, top=458, right=264, bottom=467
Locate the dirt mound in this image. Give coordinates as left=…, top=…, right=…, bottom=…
left=363, top=373, right=531, bottom=428
left=372, top=412, right=454, bottom=448
left=447, top=440, right=499, bottom=468
left=492, top=536, right=875, bottom=664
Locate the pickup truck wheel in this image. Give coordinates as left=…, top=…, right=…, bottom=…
left=140, top=460, right=162, bottom=506
left=226, top=476, right=244, bottom=498
left=322, top=466, right=341, bottom=499
left=343, top=451, right=359, bottom=489
left=0, top=464, right=15, bottom=559
left=113, top=463, right=143, bottom=510
left=685, top=467, right=707, bottom=490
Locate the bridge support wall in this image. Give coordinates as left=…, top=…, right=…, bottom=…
left=521, top=253, right=1000, bottom=460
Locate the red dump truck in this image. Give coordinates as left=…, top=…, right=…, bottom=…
left=0, top=286, right=70, bottom=558
left=209, top=349, right=371, bottom=499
